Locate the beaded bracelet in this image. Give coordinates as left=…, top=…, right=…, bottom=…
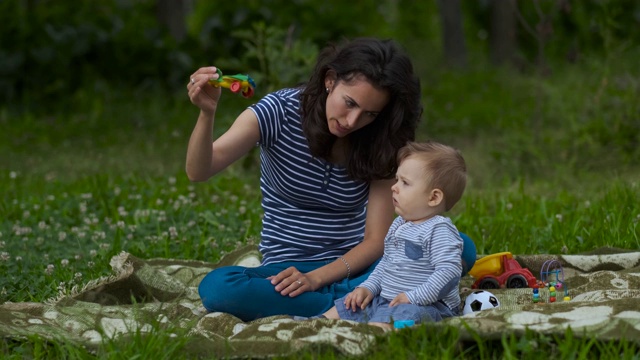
left=339, top=256, right=351, bottom=279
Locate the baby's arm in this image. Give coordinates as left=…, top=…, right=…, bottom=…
left=406, top=224, right=462, bottom=305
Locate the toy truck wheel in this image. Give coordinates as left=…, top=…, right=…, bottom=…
left=242, top=86, right=254, bottom=98
left=506, top=274, right=528, bottom=288
left=478, top=277, right=500, bottom=289
left=230, top=81, right=242, bottom=93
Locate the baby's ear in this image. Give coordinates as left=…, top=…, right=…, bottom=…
left=428, top=189, right=444, bottom=207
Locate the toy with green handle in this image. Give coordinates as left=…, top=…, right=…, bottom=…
left=208, top=69, right=256, bottom=98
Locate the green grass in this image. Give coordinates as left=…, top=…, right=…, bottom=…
left=1, top=51, right=639, bottom=358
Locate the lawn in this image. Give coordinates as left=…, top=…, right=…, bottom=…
left=1, top=53, right=639, bottom=358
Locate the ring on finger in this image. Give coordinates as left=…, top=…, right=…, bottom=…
left=296, top=280, right=302, bottom=285
left=190, top=78, right=195, bottom=85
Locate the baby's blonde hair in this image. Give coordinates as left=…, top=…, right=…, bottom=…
left=397, top=141, right=467, bottom=211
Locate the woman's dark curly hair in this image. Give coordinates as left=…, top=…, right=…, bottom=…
left=300, top=37, right=422, bottom=182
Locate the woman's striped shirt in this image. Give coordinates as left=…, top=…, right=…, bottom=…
left=249, top=88, right=370, bottom=265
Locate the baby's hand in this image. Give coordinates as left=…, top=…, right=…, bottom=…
left=344, top=287, right=373, bottom=311
left=389, top=293, right=410, bottom=307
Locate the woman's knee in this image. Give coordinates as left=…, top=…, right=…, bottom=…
left=198, top=266, right=247, bottom=311
left=459, top=232, right=477, bottom=277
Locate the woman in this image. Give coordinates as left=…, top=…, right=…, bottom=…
left=187, top=38, right=470, bottom=321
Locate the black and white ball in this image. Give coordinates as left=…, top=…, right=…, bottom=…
left=462, top=290, right=500, bottom=315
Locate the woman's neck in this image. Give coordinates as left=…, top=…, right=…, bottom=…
left=329, top=138, right=348, bottom=165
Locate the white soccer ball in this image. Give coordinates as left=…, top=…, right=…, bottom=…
left=462, top=290, right=500, bottom=315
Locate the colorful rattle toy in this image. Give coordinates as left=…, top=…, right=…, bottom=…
left=538, top=260, right=571, bottom=302
left=209, top=69, right=256, bottom=98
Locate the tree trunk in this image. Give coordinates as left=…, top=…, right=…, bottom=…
left=156, top=0, right=192, bottom=42
left=437, top=0, right=467, bottom=68
left=489, top=0, right=517, bottom=66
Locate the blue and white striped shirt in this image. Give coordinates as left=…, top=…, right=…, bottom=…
left=249, top=88, right=370, bottom=265
left=359, top=215, right=463, bottom=309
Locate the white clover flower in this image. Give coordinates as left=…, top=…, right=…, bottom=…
left=555, top=214, right=563, bottom=222
left=168, top=177, right=176, bottom=185
left=45, top=264, right=55, bottom=275
left=168, top=227, right=178, bottom=239
left=0, top=252, right=9, bottom=261
left=9, top=171, right=17, bottom=179
left=61, top=259, right=69, bottom=267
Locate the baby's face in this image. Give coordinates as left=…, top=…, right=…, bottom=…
left=390, top=157, right=437, bottom=223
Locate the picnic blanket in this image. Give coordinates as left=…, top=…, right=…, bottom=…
left=1, top=245, right=639, bottom=357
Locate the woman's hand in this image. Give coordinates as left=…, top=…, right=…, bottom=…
left=187, top=66, right=222, bottom=114
left=269, top=266, right=319, bottom=297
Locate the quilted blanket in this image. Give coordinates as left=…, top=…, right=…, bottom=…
left=1, top=245, right=639, bottom=357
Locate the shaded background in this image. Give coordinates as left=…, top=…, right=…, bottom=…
left=3, top=0, right=638, bottom=104
left=1, top=0, right=638, bottom=185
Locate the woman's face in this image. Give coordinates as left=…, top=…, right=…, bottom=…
left=324, top=75, right=389, bottom=138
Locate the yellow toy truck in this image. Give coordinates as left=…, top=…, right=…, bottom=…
left=468, top=252, right=538, bottom=289
left=208, top=69, right=256, bottom=99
